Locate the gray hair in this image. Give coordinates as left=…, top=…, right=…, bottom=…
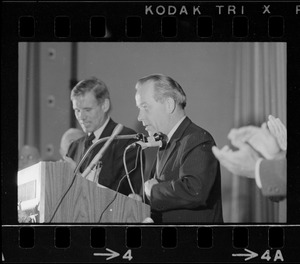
left=136, top=74, right=186, bottom=109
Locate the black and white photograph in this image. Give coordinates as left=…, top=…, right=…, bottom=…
left=2, top=1, right=300, bottom=263
left=17, top=42, right=287, bottom=224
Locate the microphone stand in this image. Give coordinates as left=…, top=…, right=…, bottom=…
left=73, top=133, right=146, bottom=177
left=48, top=131, right=146, bottom=222
left=48, top=132, right=162, bottom=222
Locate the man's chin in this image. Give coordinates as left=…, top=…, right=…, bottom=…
left=145, top=128, right=154, bottom=137
left=145, top=127, right=159, bottom=137
left=81, top=126, right=90, bottom=133
left=146, top=131, right=153, bottom=137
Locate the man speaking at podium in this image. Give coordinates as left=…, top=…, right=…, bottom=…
left=66, top=77, right=142, bottom=196
left=135, top=74, right=223, bottom=223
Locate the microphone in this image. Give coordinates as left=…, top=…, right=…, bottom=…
left=127, top=132, right=167, bottom=150
left=81, top=124, right=124, bottom=178
left=74, top=132, right=146, bottom=176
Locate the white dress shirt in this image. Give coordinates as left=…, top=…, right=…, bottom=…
left=90, top=116, right=110, bottom=143
left=167, top=116, right=186, bottom=143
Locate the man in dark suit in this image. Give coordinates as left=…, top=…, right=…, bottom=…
left=259, top=159, right=286, bottom=201
left=67, top=77, right=142, bottom=196
left=134, top=74, right=223, bottom=223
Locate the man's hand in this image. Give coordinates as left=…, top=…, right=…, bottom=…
left=128, top=193, right=142, bottom=202
left=267, top=115, right=287, bottom=151
left=228, top=123, right=281, bottom=160
left=142, top=217, right=154, bottom=223
left=144, top=178, right=159, bottom=199
left=212, top=143, right=260, bottom=179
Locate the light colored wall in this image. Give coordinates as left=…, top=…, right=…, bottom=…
left=78, top=43, right=235, bottom=136
left=19, top=42, right=237, bottom=222
left=39, top=43, right=72, bottom=160
left=77, top=42, right=236, bottom=222
left=19, top=43, right=72, bottom=162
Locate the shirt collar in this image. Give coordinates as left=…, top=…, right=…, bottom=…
left=89, top=116, right=110, bottom=143
left=167, top=116, right=186, bottom=143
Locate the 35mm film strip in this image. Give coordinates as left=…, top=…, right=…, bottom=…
left=2, top=226, right=299, bottom=262
left=2, top=0, right=300, bottom=263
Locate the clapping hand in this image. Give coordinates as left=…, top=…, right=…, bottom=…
left=267, top=115, right=287, bottom=151
left=212, top=142, right=260, bottom=178
left=228, top=123, right=282, bottom=160
left=212, top=115, right=287, bottom=179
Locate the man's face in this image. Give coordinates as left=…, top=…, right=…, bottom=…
left=135, top=81, right=169, bottom=136
left=72, top=91, right=107, bottom=133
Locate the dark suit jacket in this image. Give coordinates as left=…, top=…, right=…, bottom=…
left=260, top=158, right=286, bottom=202
left=67, top=119, right=142, bottom=196
left=148, top=117, right=223, bottom=223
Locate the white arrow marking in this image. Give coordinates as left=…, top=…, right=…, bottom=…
left=94, top=248, right=120, bottom=260
left=232, top=248, right=258, bottom=261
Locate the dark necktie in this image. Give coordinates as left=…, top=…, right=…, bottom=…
left=155, top=147, right=165, bottom=178
left=80, top=133, right=95, bottom=173
left=84, top=133, right=95, bottom=153
left=155, top=133, right=169, bottom=177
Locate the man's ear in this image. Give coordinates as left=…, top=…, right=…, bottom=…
left=101, top=98, right=110, bottom=113
left=165, top=97, right=176, bottom=114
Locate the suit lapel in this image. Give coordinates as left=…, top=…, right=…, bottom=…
left=98, top=118, right=117, bottom=139
left=157, top=117, right=191, bottom=177
left=80, top=135, right=88, bottom=149
left=81, top=118, right=117, bottom=170
left=157, top=141, right=176, bottom=177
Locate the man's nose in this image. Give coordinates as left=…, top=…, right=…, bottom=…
left=137, top=110, right=144, bottom=122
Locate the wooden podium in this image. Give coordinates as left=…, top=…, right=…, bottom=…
left=18, top=161, right=150, bottom=223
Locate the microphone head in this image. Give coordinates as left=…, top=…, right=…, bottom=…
left=136, top=133, right=147, bottom=142
left=153, top=132, right=165, bottom=141
left=159, top=140, right=167, bottom=149
left=153, top=132, right=167, bottom=149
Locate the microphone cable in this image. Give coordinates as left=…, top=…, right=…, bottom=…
left=122, top=143, right=145, bottom=200
left=48, top=144, right=142, bottom=223
left=48, top=144, right=107, bottom=222
left=48, top=134, right=145, bottom=223
left=98, top=145, right=142, bottom=223
left=140, top=145, right=145, bottom=202
left=123, top=145, right=137, bottom=195
left=48, top=163, right=79, bottom=223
